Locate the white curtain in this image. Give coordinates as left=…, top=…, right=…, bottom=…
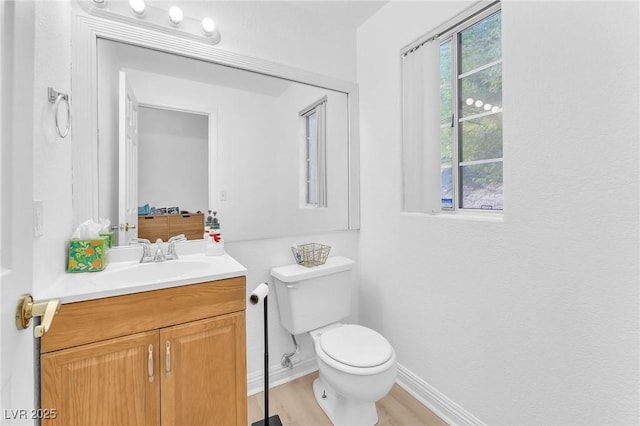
left=401, top=40, right=442, bottom=214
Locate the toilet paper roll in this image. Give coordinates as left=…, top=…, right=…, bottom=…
left=250, top=283, right=269, bottom=305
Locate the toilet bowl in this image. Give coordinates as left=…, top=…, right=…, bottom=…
left=309, top=323, right=397, bottom=426
left=271, top=257, right=397, bottom=426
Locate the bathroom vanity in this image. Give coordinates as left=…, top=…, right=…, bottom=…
left=38, top=248, right=247, bottom=426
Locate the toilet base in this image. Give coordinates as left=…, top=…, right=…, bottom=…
left=312, top=376, right=378, bottom=426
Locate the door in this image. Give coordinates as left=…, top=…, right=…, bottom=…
left=160, top=312, right=247, bottom=426
left=118, top=71, right=139, bottom=246
left=0, top=1, right=37, bottom=423
left=41, top=331, right=160, bottom=426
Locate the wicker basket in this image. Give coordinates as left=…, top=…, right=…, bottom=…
left=291, top=243, right=331, bottom=267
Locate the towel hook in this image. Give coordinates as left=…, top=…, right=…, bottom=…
left=48, top=87, right=70, bottom=138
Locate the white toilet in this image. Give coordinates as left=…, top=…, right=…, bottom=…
left=271, top=256, right=397, bottom=426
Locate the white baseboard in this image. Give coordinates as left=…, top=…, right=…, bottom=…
left=247, top=359, right=483, bottom=426
left=247, top=357, right=318, bottom=396
left=396, top=363, right=485, bottom=426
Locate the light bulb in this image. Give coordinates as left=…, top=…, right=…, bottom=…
left=491, top=106, right=500, bottom=113
left=474, top=100, right=483, bottom=108
left=129, top=0, right=145, bottom=16
left=202, top=17, right=216, bottom=36
left=484, top=103, right=492, bottom=111
left=465, top=98, right=474, bottom=106
left=169, top=6, right=183, bottom=25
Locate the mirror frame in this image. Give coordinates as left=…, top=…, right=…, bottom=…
left=70, top=6, right=360, bottom=236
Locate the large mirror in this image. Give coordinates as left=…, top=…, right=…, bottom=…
left=73, top=13, right=360, bottom=246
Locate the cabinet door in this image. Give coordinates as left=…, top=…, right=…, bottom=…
left=168, top=214, right=204, bottom=240
left=160, top=312, right=247, bottom=426
left=138, top=215, right=168, bottom=241
left=41, top=331, right=160, bottom=426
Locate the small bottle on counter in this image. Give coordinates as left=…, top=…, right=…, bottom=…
left=204, top=210, right=213, bottom=233
left=204, top=212, right=225, bottom=256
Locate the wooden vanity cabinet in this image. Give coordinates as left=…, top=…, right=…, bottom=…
left=138, top=213, right=204, bottom=242
left=138, top=215, right=169, bottom=241
left=40, top=277, right=247, bottom=426
left=41, top=331, right=160, bottom=426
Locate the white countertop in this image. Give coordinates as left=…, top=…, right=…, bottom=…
left=38, top=243, right=247, bottom=303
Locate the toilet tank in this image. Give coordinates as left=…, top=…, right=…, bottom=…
left=271, top=256, right=355, bottom=335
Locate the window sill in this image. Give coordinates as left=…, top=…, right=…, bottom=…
left=401, top=210, right=504, bottom=223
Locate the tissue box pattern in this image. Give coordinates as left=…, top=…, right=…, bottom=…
left=67, top=237, right=108, bottom=273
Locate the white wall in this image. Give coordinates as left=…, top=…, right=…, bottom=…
left=357, top=1, right=639, bottom=424
left=32, top=2, right=73, bottom=300
left=138, top=107, right=208, bottom=213
left=187, top=1, right=358, bottom=82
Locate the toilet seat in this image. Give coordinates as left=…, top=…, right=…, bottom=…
left=316, top=324, right=395, bottom=375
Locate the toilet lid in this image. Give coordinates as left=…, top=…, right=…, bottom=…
left=319, top=325, right=393, bottom=368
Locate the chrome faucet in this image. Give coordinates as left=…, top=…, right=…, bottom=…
left=131, top=238, right=154, bottom=263
left=166, top=234, right=187, bottom=260
left=131, top=235, right=187, bottom=263
left=153, top=238, right=166, bottom=262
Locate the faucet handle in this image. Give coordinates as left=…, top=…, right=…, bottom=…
left=166, top=234, right=186, bottom=260
left=131, top=238, right=153, bottom=263
left=131, top=238, right=151, bottom=253
left=168, top=234, right=186, bottom=243
left=131, top=237, right=151, bottom=245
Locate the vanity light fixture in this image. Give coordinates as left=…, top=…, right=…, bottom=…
left=201, top=17, right=216, bottom=36
left=129, top=0, right=145, bottom=16
left=168, top=6, right=183, bottom=25
left=78, top=0, right=221, bottom=45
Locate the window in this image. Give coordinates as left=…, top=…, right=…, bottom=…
left=300, top=97, right=327, bottom=207
left=402, top=2, right=502, bottom=213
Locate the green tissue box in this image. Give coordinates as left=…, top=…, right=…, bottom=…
left=99, top=231, right=114, bottom=248
left=67, top=237, right=109, bottom=273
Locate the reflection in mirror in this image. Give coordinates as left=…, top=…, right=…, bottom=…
left=95, top=38, right=350, bottom=246
left=138, top=106, right=208, bottom=214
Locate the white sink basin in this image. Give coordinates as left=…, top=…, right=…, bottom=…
left=90, top=259, right=215, bottom=287
left=40, top=251, right=248, bottom=304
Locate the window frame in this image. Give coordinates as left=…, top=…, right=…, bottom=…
left=441, top=2, right=503, bottom=212
left=400, top=0, right=504, bottom=215
left=299, top=97, right=328, bottom=208
left=437, top=2, right=504, bottom=212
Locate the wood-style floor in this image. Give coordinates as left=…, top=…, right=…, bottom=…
left=247, top=372, right=447, bottom=426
